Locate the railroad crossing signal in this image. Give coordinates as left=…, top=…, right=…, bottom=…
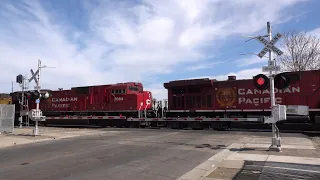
left=274, top=73, right=291, bottom=90
left=253, top=73, right=292, bottom=90
left=29, top=69, right=39, bottom=84
left=256, top=33, right=284, bottom=58
left=253, top=74, right=270, bottom=90
left=16, top=74, right=23, bottom=84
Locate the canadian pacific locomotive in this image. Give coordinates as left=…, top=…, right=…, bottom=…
left=10, top=69, right=320, bottom=130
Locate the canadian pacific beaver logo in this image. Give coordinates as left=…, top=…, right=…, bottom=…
left=216, top=88, right=236, bottom=107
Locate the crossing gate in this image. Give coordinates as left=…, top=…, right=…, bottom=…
left=0, top=104, right=15, bottom=133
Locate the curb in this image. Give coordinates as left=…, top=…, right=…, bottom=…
left=177, top=138, right=250, bottom=180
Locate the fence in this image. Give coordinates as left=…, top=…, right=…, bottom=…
left=0, top=104, right=15, bottom=133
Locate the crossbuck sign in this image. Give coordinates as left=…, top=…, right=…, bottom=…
left=29, top=69, right=39, bottom=84
left=257, top=33, right=284, bottom=58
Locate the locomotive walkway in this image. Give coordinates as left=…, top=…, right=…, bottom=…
left=0, top=127, right=320, bottom=180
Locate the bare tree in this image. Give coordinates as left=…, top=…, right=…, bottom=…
left=277, top=30, right=320, bottom=72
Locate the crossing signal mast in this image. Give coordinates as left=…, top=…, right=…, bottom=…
left=243, top=22, right=288, bottom=152
left=28, top=59, right=54, bottom=136
left=15, top=74, right=29, bottom=128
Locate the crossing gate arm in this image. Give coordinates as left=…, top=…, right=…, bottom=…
left=127, top=117, right=262, bottom=122
left=45, top=116, right=127, bottom=120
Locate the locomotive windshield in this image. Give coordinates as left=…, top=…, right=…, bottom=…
left=129, top=86, right=139, bottom=91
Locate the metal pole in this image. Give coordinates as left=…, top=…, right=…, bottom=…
left=268, top=22, right=281, bottom=151
left=19, top=76, right=25, bottom=128
left=268, top=22, right=276, bottom=107
left=36, top=59, right=41, bottom=112
left=34, top=59, right=41, bottom=136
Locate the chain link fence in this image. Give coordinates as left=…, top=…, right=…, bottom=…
left=0, top=104, right=15, bottom=133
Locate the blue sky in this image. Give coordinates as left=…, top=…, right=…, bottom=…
left=0, top=0, right=319, bottom=99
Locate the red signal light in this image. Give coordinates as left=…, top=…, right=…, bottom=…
left=257, top=77, right=265, bottom=85
left=253, top=74, right=269, bottom=90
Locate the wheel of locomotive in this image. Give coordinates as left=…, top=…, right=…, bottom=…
left=167, top=122, right=180, bottom=129
left=150, top=121, right=159, bottom=128
left=190, top=122, right=204, bottom=130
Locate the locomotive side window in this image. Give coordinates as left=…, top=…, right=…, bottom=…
left=189, top=96, right=193, bottom=108
left=207, top=95, right=212, bottom=107
left=112, top=89, right=126, bottom=94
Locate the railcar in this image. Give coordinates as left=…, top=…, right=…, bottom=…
left=0, top=93, right=12, bottom=104
left=159, top=70, right=320, bottom=130
left=11, top=82, right=153, bottom=127
left=9, top=70, right=320, bottom=130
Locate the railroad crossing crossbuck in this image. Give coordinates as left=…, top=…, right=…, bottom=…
left=257, top=33, right=284, bottom=58
left=29, top=69, right=39, bottom=86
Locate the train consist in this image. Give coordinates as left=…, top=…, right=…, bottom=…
left=0, top=93, right=12, bottom=104
left=10, top=69, right=320, bottom=130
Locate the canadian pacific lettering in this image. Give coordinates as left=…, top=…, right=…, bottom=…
left=52, top=97, right=78, bottom=102
left=238, top=87, right=300, bottom=105
left=52, top=104, right=70, bottom=108
left=238, top=97, right=282, bottom=105
left=238, top=87, right=300, bottom=95
left=51, top=97, right=78, bottom=108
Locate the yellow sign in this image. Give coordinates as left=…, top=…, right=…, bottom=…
left=216, top=88, right=236, bottom=107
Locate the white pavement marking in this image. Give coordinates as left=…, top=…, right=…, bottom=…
left=177, top=134, right=318, bottom=180
left=267, top=154, right=320, bottom=165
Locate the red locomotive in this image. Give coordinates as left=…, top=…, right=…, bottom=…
left=11, top=69, right=320, bottom=130
left=162, top=69, right=320, bottom=129
left=11, top=82, right=152, bottom=127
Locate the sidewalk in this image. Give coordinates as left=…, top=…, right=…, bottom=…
left=0, top=126, right=108, bottom=149
left=178, top=133, right=320, bottom=180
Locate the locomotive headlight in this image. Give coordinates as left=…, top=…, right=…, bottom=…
left=44, top=92, right=50, bottom=99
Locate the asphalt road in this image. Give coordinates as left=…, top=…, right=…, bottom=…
left=0, top=128, right=250, bottom=180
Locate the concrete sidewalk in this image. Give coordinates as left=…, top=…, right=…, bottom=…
left=178, top=133, right=320, bottom=180
left=0, top=127, right=108, bottom=149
